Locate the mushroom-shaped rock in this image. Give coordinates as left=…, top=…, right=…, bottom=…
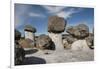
left=24, top=25, right=36, bottom=41
left=48, top=16, right=66, bottom=33
left=67, top=24, right=89, bottom=39
left=15, top=29, right=21, bottom=40
left=36, top=34, right=55, bottom=50
left=48, top=16, right=66, bottom=51
left=24, top=25, right=36, bottom=33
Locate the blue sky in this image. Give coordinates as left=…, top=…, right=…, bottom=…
left=15, top=3, right=94, bottom=37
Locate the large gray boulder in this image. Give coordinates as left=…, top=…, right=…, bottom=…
left=67, top=24, right=89, bottom=39
left=48, top=16, right=66, bottom=33
left=24, top=25, right=36, bottom=33
left=36, top=34, right=55, bottom=50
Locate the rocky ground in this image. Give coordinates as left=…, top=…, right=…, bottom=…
left=21, top=48, right=94, bottom=65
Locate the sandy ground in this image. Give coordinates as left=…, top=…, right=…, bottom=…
left=22, top=48, right=94, bottom=65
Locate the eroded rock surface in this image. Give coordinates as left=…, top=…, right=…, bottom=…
left=36, top=34, right=55, bottom=50
left=48, top=16, right=66, bottom=33
left=71, top=40, right=90, bottom=51
left=67, top=24, right=89, bottom=39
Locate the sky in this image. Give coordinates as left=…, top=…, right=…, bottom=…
left=14, top=3, right=94, bottom=37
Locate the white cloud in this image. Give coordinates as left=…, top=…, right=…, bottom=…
left=56, top=8, right=76, bottom=19
left=56, top=11, right=72, bottom=19
left=42, top=6, right=66, bottom=13
left=42, top=6, right=83, bottom=19
left=29, top=12, right=45, bottom=17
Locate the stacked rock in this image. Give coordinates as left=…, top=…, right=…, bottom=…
left=48, top=16, right=66, bottom=51
left=24, top=25, right=36, bottom=47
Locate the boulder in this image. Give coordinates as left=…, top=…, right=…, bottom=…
left=67, top=24, right=89, bottom=39
left=62, top=34, right=77, bottom=44
left=85, top=33, right=94, bottom=49
left=71, top=40, right=90, bottom=51
left=15, top=42, right=25, bottom=65
left=19, top=39, right=34, bottom=48
left=48, top=16, right=66, bottom=33
left=62, top=39, right=71, bottom=49
left=24, top=25, right=36, bottom=33
left=36, top=34, right=55, bottom=50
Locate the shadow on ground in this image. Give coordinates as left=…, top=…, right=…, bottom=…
left=25, top=49, right=38, bottom=54
left=21, top=56, right=46, bottom=65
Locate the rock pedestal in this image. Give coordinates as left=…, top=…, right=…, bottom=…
left=48, top=33, right=64, bottom=51
left=25, top=31, right=35, bottom=41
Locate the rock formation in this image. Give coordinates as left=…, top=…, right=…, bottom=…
left=48, top=16, right=66, bottom=51
left=85, top=33, right=94, bottom=49
left=19, top=38, right=34, bottom=48
left=71, top=40, right=90, bottom=51
left=62, top=39, right=71, bottom=49
left=48, top=16, right=66, bottom=33
left=62, top=34, right=77, bottom=49
left=14, top=29, right=25, bottom=65
left=24, top=25, right=36, bottom=33
left=24, top=25, right=36, bottom=46
left=62, top=34, right=77, bottom=44
left=67, top=24, right=89, bottom=39
left=66, top=24, right=91, bottom=51
left=36, top=34, right=55, bottom=50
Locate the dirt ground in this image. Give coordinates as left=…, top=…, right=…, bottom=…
left=21, top=48, right=94, bottom=65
